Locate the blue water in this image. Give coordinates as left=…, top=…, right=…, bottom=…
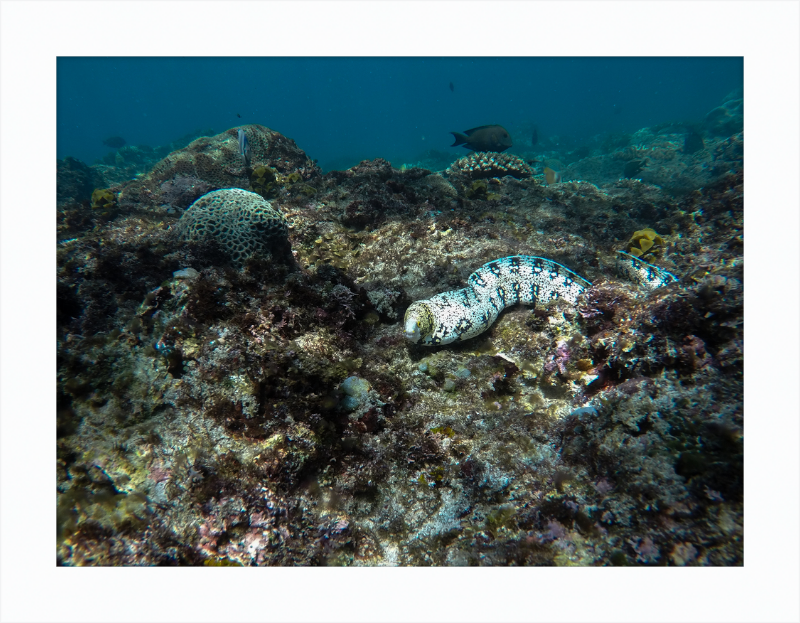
left=57, top=57, right=742, bottom=171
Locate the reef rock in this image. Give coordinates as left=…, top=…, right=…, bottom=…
left=704, top=98, right=743, bottom=137
left=57, top=156, right=106, bottom=205
left=114, top=125, right=322, bottom=213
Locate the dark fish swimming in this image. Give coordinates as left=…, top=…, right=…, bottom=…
left=236, top=113, right=241, bottom=118
left=238, top=128, right=251, bottom=167
left=449, top=82, right=454, bottom=92
left=531, top=125, right=538, bottom=147
left=684, top=129, right=705, bottom=154
left=102, top=136, right=126, bottom=149
left=623, top=158, right=648, bottom=178
left=450, top=125, right=512, bottom=152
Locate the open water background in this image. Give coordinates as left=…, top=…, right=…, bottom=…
left=57, top=57, right=742, bottom=171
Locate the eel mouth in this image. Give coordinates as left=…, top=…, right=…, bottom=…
left=403, top=318, right=421, bottom=343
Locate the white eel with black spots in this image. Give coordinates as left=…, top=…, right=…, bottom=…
left=403, top=252, right=677, bottom=346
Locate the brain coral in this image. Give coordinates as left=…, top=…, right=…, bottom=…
left=174, top=188, right=289, bottom=264
left=447, top=152, right=535, bottom=180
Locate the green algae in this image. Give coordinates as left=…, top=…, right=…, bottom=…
left=250, top=165, right=277, bottom=198
left=627, top=227, right=666, bottom=260
left=466, top=180, right=488, bottom=200
left=430, top=426, right=455, bottom=438
left=203, top=557, right=244, bottom=566
left=485, top=506, right=516, bottom=538
left=90, top=188, right=116, bottom=211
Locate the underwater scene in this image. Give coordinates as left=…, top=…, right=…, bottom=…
left=57, top=57, right=744, bottom=567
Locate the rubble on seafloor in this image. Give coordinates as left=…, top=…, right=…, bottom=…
left=57, top=118, right=744, bottom=566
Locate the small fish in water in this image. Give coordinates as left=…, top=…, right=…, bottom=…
left=683, top=130, right=704, bottom=154
left=450, top=125, right=512, bottom=152
left=238, top=128, right=251, bottom=167
left=236, top=113, right=241, bottom=118
left=449, top=82, right=454, bottom=92
left=544, top=167, right=562, bottom=185
left=623, top=159, right=648, bottom=178
left=531, top=126, right=538, bottom=147
left=103, top=135, right=126, bottom=149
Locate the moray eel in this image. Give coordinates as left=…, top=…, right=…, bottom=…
left=403, top=252, right=677, bottom=345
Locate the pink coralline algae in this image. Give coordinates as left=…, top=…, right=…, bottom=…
left=630, top=536, right=660, bottom=563
left=670, top=542, right=699, bottom=566
left=158, top=176, right=212, bottom=209
left=544, top=341, right=571, bottom=374
left=594, top=479, right=614, bottom=495
left=538, top=519, right=568, bottom=544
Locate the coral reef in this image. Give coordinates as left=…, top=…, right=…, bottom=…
left=56, top=110, right=744, bottom=567
left=558, top=94, right=745, bottom=197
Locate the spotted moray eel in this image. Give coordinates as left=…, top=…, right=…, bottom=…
left=403, top=252, right=677, bottom=345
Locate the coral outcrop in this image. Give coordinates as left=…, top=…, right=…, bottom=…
left=157, top=176, right=213, bottom=211
left=174, top=189, right=290, bottom=264
left=57, top=156, right=106, bottom=205
left=446, top=152, right=535, bottom=181
left=101, top=125, right=321, bottom=214
left=561, top=127, right=744, bottom=196
left=704, top=96, right=743, bottom=137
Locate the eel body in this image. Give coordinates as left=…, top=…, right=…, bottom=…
left=403, top=252, right=677, bottom=345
